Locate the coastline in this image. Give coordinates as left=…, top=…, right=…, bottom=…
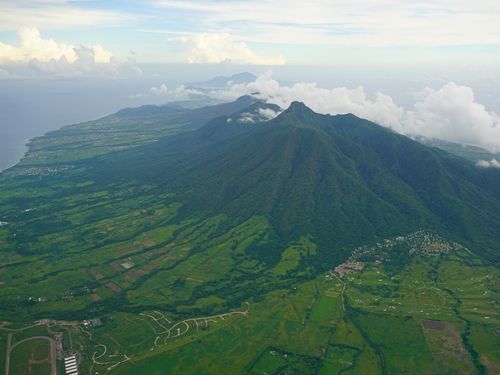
left=0, top=141, right=30, bottom=173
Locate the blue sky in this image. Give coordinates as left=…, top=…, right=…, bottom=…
left=1, top=0, right=500, bottom=162
left=1, top=0, right=500, bottom=66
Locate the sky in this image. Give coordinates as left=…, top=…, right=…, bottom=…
left=1, top=0, right=500, bottom=170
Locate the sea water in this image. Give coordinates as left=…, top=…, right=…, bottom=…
left=0, top=134, right=29, bottom=172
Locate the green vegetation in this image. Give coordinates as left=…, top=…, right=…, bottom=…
left=9, top=339, right=51, bottom=375
left=248, top=347, right=322, bottom=374
left=1, top=98, right=500, bottom=374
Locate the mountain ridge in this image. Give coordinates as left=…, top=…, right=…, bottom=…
left=88, top=100, right=500, bottom=267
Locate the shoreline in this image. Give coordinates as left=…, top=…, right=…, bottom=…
left=0, top=142, right=30, bottom=173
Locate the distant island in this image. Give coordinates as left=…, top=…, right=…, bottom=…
left=190, top=72, right=258, bottom=87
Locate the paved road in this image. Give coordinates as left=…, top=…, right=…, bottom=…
left=5, top=334, right=57, bottom=375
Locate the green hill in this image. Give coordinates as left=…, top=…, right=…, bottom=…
left=1, top=98, right=500, bottom=374
left=89, top=101, right=500, bottom=267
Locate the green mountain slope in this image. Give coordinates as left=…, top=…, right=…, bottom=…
left=2, top=98, right=500, bottom=374
left=90, top=101, right=500, bottom=267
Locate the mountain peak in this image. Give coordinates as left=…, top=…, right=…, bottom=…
left=269, top=101, right=319, bottom=127
left=284, top=101, right=313, bottom=115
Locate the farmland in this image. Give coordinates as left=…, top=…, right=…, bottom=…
left=2, top=227, right=499, bottom=374
left=1, top=100, right=500, bottom=374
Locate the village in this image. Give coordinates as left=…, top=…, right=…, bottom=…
left=334, top=261, right=364, bottom=278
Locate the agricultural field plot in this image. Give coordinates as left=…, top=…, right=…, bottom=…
left=351, top=311, right=439, bottom=374
left=421, top=320, right=476, bottom=374
left=0, top=271, right=341, bottom=374
left=0, top=201, right=270, bottom=322
left=270, top=235, right=317, bottom=275
left=468, top=323, right=500, bottom=374
left=321, top=344, right=361, bottom=375
left=247, top=346, right=322, bottom=375
left=335, top=231, right=500, bottom=374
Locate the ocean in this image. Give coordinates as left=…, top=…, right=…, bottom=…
left=0, top=133, right=29, bottom=172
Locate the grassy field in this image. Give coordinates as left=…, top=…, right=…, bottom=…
left=9, top=338, right=51, bottom=375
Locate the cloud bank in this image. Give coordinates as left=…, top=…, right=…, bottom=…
left=476, top=159, right=500, bottom=168
left=150, top=84, right=206, bottom=98
left=400, top=84, right=500, bottom=151
left=29, top=53, right=142, bottom=78
left=1, top=28, right=141, bottom=78
left=168, top=33, right=285, bottom=65
left=237, top=108, right=282, bottom=123
left=211, top=71, right=500, bottom=152
left=151, top=84, right=168, bottom=95
left=154, top=0, right=500, bottom=48
left=0, top=27, right=112, bottom=64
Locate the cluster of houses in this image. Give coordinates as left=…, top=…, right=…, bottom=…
left=334, top=262, right=364, bottom=278
left=11, top=165, right=73, bottom=176
left=336, top=230, right=457, bottom=273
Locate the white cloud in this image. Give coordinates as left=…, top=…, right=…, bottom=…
left=476, top=159, right=500, bottom=168
left=206, top=70, right=500, bottom=152
left=150, top=84, right=206, bottom=98
left=401, top=83, right=500, bottom=152
left=151, top=84, right=168, bottom=95
left=128, top=93, right=144, bottom=99
left=258, top=108, right=281, bottom=120
left=1, top=27, right=76, bottom=64
left=153, top=0, right=500, bottom=48
left=0, top=27, right=114, bottom=65
left=236, top=107, right=281, bottom=123
left=168, top=33, right=285, bottom=65
left=92, top=45, right=114, bottom=64
left=28, top=47, right=142, bottom=78
left=237, top=113, right=255, bottom=123
left=215, top=70, right=404, bottom=128
left=0, top=28, right=142, bottom=78
left=170, top=85, right=206, bottom=97
left=124, top=57, right=143, bottom=76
